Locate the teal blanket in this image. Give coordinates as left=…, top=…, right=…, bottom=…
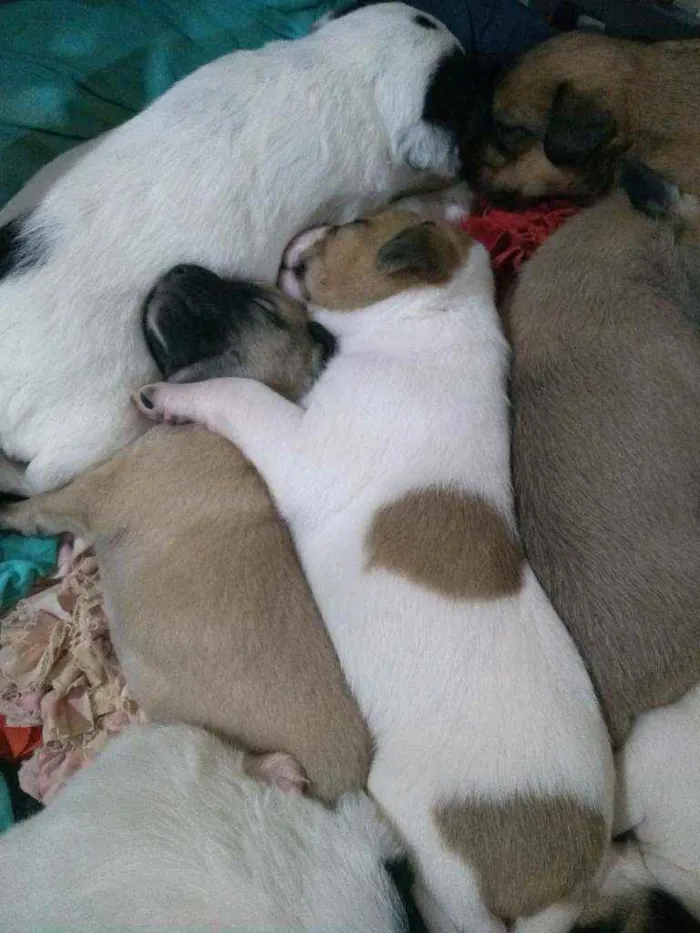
left=0, top=0, right=340, bottom=207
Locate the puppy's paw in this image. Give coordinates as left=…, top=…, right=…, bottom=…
left=243, top=751, right=309, bottom=795
left=133, top=384, right=191, bottom=425
left=392, top=181, right=473, bottom=225
left=55, top=533, right=89, bottom=580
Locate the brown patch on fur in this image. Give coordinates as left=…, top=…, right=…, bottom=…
left=367, top=487, right=523, bottom=599
left=506, top=188, right=700, bottom=746
left=295, top=209, right=474, bottom=311
left=472, top=31, right=700, bottom=203
left=434, top=795, right=607, bottom=923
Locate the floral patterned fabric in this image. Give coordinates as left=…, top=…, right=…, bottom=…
left=0, top=551, right=144, bottom=804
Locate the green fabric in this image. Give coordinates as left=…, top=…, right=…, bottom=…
left=0, top=533, right=58, bottom=612
left=0, top=773, right=12, bottom=834
left=0, top=0, right=341, bottom=207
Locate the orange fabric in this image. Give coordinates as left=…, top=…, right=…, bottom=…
left=462, top=198, right=580, bottom=301
left=0, top=716, right=42, bottom=760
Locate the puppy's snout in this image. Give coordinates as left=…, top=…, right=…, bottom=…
left=279, top=225, right=330, bottom=302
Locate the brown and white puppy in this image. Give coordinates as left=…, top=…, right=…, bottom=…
left=135, top=211, right=613, bottom=933
left=0, top=266, right=370, bottom=804
left=465, top=31, right=700, bottom=205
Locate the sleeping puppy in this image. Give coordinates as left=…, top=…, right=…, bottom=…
left=0, top=266, right=370, bottom=804
left=0, top=2, right=478, bottom=497
left=464, top=31, right=700, bottom=205
left=0, top=723, right=409, bottom=933
left=495, top=160, right=700, bottom=925
left=134, top=210, right=613, bottom=933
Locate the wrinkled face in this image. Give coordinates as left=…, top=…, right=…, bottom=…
left=279, top=208, right=474, bottom=311
left=464, top=33, right=625, bottom=206
left=142, top=265, right=335, bottom=401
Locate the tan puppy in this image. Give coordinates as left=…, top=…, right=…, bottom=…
left=0, top=266, right=370, bottom=804
left=464, top=31, right=700, bottom=205
left=505, top=160, right=700, bottom=926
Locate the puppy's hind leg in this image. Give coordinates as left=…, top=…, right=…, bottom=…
left=0, top=474, right=95, bottom=541
left=135, top=378, right=304, bottom=515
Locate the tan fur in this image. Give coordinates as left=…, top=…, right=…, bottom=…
left=434, top=795, right=607, bottom=924
left=0, top=429, right=371, bottom=803
left=367, top=487, right=523, bottom=599
left=297, top=209, right=473, bottom=310
left=507, top=189, right=700, bottom=746
left=474, top=32, right=700, bottom=202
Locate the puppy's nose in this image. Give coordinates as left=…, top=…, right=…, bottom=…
left=281, top=225, right=330, bottom=271
left=169, top=263, right=202, bottom=277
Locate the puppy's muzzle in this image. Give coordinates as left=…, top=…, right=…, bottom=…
left=278, top=225, right=330, bottom=302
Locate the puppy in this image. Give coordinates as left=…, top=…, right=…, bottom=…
left=0, top=2, right=477, bottom=496
left=135, top=209, right=613, bottom=933
left=464, top=31, right=700, bottom=205
left=0, top=723, right=409, bottom=933
left=0, top=266, right=370, bottom=804
left=497, top=161, right=700, bottom=924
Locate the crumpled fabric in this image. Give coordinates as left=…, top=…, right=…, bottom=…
left=0, top=551, right=145, bottom=804
left=462, top=199, right=581, bottom=301
left=0, top=533, right=58, bottom=613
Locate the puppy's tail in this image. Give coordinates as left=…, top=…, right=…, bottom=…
left=620, top=157, right=700, bottom=229
left=573, top=843, right=700, bottom=933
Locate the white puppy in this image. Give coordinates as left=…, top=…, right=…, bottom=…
left=610, top=684, right=700, bottom=921
left=0, top=2, right=469, bottom=495
left=0, top=723, right=410, bottom=933
left=135, top=209, right=614, bottom=933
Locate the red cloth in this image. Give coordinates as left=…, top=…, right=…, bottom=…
left=461, top=199, right=580, bottom=300
left=0, top=716, right=42, bottom=761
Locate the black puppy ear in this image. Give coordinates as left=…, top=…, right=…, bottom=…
left=544, top=82, right=618, bottom=167
left=377, top=223, right=458, bottom=284
left=619, top=156, right=680, bottom=219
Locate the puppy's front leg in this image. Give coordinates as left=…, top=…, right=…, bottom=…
left=135, top=378, right=303, bottom=513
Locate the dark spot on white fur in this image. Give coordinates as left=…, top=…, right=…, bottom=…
left=422, top=50, right=498, bottom=167
left=0, top=214, right=49, bottom=282
left=414, top=13, right=438, bottom=29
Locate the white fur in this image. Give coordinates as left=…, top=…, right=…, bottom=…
left=0, top=723, right=407, bottom=933
left=611, top=683, right=700, bottom=919
left=0, top=3, right=462, bottom=494
left=135, top=241, right=614, bottom=933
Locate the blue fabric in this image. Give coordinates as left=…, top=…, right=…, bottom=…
left=413, top=0, right=555, bottom=66
left=0, top=534, right=58, bottom=612
left=0, top=0, right=343, bottom=207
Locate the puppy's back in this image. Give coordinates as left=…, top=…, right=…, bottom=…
left=60, top=425, right=371, bottom=801
left=508, top=192, right=700, bottom=745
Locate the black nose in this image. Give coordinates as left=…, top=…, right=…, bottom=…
left=169, top=263, right=202, bottom=277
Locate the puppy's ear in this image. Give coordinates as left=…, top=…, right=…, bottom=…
left=544, top=82, right=618, bottom=167
left=377, top=223, right=459, bottom=284
left=620, top=156, right=680, bottom=219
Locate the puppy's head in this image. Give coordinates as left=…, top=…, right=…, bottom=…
left=312, top=3, right=493, bottom=178
left=279, top=208, right=476, bottom=311
left=142, top=265, right=335, bottom=401
left=465, top=32, right=631, bottom=205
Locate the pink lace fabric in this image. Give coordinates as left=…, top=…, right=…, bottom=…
left=0, top=551, right=145, bottom=804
